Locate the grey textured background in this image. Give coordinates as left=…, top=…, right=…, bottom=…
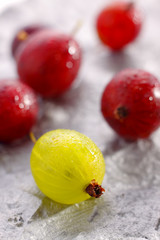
left=0, top=0, right=160, bottom=239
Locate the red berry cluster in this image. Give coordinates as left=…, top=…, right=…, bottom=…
left=0, top=25, right=81, bottom=143
left=1, top=1, right=160, bottom=143
left=96, top=2, right=160, bottom=140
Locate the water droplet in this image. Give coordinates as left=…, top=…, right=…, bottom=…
left=14, top=95, right=19, bottom=101
left=66, top=61, right=73, bottom=69
left=19, top=103, right=24, bottom=109
left=24, top=95, right=31, bottom=106
left=68, top=45, right=76, bottom=55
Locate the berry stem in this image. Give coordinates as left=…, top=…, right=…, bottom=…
left=29, top=132, right=37, bottom=144
left=85, top=179, right=105, bottom=198
left=125, top=2, right=134, bottom=11
left=71, top=20, right=83, bottom=36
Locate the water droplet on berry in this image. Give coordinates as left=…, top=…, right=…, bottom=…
left=14, top=95, right=19, bottom=102
left=66, top=61, right=73, bottom=69
left=24, top=94, right=32, bottom=106
left=16, top=87, right=21, bottom=93
left=19, top=103, right=24, bottom=109
left=149, top=96, right=153, bottom=101
left=68, top=45, right=76, bottom=55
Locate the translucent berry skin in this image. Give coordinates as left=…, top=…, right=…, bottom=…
left=0, top=81, right=39, bottom=143
left=96, top=1, right=142, bottom=50
left=30, top=129, right=105, bottom=204
left=11, top=24, right=46, bottom=58
left=17, top=30, right=81, bottom=98
left=101, top=69, right=160, bottom=140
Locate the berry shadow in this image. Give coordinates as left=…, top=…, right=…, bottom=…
left=29, top=191, right=111, bottom=226
left=29, top=196, right=69, bottom=221
left=95, top=49, right=138, bottom=73
left=101, top=135, right=134, bottom=157
left=47, top=78, right=83, bottom=108
left=0, top=135, right=33, bottom=160
left=33, top=78, right=85, bottom=137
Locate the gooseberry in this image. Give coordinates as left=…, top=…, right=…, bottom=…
left=101, top=69, right=160, bottom=140
left=30, top=129, right=105, bottom=204
left=96, top=1, right=142, bottom=50
left=16, top=30, right=81, bottom=97
left=11, top=24, right=47, bottom=58
left=0, top=80, right=38, bottom=143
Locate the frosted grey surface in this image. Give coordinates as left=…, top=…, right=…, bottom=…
left=0, top=0, right=160, bottom=239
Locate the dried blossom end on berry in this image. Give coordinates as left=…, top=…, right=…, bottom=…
left=17, top=31, right=28, bottom=41
left=114, top=106, right=128, bottom=121
left=11, top=24, right=47, bottom=58
left=85, top=179, right=105, bottom=198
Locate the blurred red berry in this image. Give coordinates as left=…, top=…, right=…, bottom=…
left=11, top=24, right=47, bottom=58
left=96, top=1, right=142, bottom=50
left=0, top=80, right=39, bottom=143
left=101, top=69, right=160, bottom=140
left=16, top=30, right=81, bottom=98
